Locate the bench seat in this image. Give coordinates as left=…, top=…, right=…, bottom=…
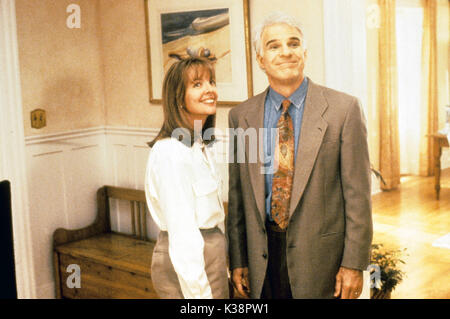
left=53, top=186, right=159, bottom=299
left=55, top=232, right=157, bottom=299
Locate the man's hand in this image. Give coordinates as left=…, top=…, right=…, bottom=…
left=334, top=266, right=363, bottom=299
left=231, top=267, right=250, bottom=298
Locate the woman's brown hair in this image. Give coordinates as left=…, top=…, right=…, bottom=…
left=148, top=57, right=217, bottom=148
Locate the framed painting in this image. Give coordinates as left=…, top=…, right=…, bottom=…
left=145, top=0, right=253, bottom=105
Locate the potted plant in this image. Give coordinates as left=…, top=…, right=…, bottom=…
left=369, top=243, right=407, bottom=299
left=370, top=165, right=386, bottom=186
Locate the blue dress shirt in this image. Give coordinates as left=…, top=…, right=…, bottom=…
left=263, top=78, right=308, bottom=221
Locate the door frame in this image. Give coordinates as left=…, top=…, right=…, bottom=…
left=0, top=0, right=36, bottom=298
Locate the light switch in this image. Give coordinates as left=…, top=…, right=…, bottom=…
left=31, top=109, right=46, bottom=129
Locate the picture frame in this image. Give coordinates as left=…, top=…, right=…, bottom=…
left=145, top=0, right=253, bottom=105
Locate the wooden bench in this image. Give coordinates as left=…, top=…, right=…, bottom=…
left=53, top=186, right=158, bottom=299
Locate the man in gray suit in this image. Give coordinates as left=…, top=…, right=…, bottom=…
left=227, top=12, right=373, bottom=299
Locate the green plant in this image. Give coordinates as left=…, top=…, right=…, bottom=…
left=370, top=243, right=407, bottom=295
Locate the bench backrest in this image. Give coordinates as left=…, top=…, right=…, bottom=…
left=53, top=186, right=151, bottom=247
left=105, top=186, right=149, bottom=241
left=54, top=185, right=226, bottom=247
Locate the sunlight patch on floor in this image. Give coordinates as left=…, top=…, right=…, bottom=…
left=432, top=233, right=450, bottom=249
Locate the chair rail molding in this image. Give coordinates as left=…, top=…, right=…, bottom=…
left=0, top=0, right=37, bottom=298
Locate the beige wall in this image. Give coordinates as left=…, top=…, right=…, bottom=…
left=16, top=0, right=106, bottom=136
left=16, top=0, right=325, bottom=136
left=98, top=0, right=163, bottom=130
left=13, top=0, right=449, bottom=144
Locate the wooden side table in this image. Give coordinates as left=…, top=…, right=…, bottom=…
left=429, top=133, right=449, bottom=200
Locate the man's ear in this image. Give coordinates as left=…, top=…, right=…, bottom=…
left=256, top=53, right=265, bottom=71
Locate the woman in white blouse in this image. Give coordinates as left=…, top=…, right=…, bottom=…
left=145, top=57, right=228, bottom=299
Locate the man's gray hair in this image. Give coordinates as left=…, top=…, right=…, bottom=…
left=253, top=12, right=307, bottom=56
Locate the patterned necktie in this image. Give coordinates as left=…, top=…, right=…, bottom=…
left=271, top=99, right=294, bottom=230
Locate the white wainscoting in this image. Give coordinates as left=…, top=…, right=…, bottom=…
left=104, top=127, right=159, bottom=240
left=25, top=127, right=107, bottom=298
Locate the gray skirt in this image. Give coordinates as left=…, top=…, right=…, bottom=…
left=151, top=227, right=229, bottom=299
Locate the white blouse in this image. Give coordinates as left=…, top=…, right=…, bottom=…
left=144, top=137, right=225, bottom=299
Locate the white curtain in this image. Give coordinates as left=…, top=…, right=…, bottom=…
left=396, top=6, right=424, bottom=175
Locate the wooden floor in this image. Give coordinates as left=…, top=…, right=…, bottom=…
left=372, top=168, right=450, bottom=299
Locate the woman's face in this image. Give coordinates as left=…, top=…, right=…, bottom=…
left=183, top=66, right=218, bottom=127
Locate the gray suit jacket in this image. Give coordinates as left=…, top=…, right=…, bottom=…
left=227, top=78, right=373, bottom=298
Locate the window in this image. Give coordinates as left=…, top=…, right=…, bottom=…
left=396, top=1, right=424, bottom=175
